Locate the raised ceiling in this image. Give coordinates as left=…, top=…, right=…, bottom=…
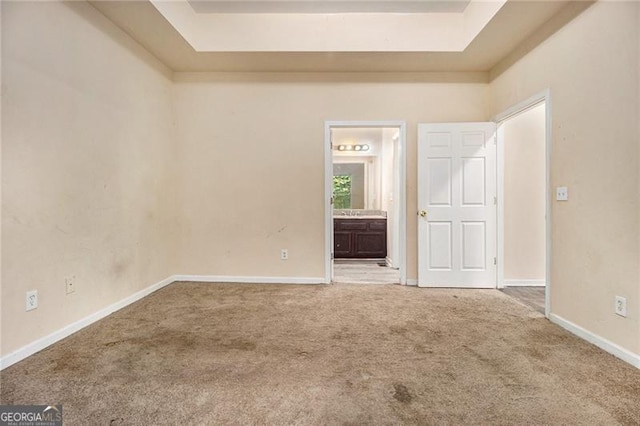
left=89, top=0, right=593, bottom=74
left=187, top=0, right=472, bottom=14
left=150, top=0, right=505, bottom=52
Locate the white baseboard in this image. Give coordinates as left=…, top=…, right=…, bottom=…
left=504, top=279, right=546, bottom=287
left=7, top=275, right=636, bottom=372
left=550, top=314, right=640, bottom=369
left=0, top=275, right=175, bottom=370
left=173, top=275, right=327, bottom=285
left=0, top=274, right=327, bottom=370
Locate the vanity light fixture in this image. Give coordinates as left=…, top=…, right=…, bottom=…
left=334, top=144, right=370, bottom=152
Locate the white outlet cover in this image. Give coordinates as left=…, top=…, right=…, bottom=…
left=66, top=276, right=75, bottom=294
left=26, top=290, right=38, bottom=311
left=556, top=186, right=568, bottom=201
left=615, top=296, right=627, bottom=317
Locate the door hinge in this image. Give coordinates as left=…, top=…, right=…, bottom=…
left=494, top=196, right=497, bottom=205
left=494, top=257, right=497, bottom=265
left=494, top=134, right=497, bottom=145
left=330, top=196, right=334, bottom=205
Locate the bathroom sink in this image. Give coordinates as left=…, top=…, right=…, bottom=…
left=333, top=215, right=386, bottom=220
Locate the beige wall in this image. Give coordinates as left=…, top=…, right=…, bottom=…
left=490, top=1, right=639, bottom=354
left=637, top=1, right=640, bottom=358
left=0, top=0, right=4, bottom=352
left=172, top=73, right=489, bottom=278
left=503, top=103, right=546, bottom=282
left=1, top=1, right=177, bottom=357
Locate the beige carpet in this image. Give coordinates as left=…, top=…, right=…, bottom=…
left=2, top=282, right=639, bottom=425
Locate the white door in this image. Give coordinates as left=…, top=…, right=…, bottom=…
left=417, top=123, right=497, bottom=288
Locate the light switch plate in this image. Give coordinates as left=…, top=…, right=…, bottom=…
left=556, top=186, right=568, bottom=201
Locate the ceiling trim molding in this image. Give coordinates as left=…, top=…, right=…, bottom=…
left=171, top=71, right=490, bottom=84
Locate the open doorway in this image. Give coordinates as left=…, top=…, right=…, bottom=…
left=324, top=122, right=407, bottom=285
left=496, top=93, right=550, bottom=316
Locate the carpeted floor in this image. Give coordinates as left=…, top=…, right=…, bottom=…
left=2, top=282, right=639, bottom=425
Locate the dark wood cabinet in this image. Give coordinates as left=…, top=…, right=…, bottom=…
left=334, top=218, right=387, bottom=258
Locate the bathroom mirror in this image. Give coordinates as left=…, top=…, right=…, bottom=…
left=333, top=159, right=379, bottom=210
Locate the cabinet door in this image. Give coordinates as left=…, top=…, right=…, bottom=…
left=354, top=232, right=387, bottom=258
left=334, top=232, right=353, bottom=257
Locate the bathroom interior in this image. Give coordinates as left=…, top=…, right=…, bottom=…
left=331, top=127, right=401, bottom=284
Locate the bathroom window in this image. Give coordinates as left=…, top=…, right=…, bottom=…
left=333, top=175, right=352, bottom=209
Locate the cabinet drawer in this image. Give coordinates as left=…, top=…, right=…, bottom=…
left=368, top=221, right=387, bottom=231
left=334, top=220, right=368, bottom=231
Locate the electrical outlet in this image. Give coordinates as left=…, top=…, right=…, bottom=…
left=65, top=276, right=76, bottom=294
left=26, top=290, right=38, bottom=311
left=615, top=296, right=627, bottom=317
left=556, top=186, right=568, bottom=201
left=281, top=249, right=289, bottom=260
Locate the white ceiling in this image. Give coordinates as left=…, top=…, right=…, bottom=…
left=187, top=0, right=471, bottom=14
left=89, top=0, right=593, bottom=74
left=151, top=0, right=504, bottom=52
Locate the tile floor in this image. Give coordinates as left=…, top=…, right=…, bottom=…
left=333, top=259, right=401, bottom=284
left=501, top=286, right=546, bottom=314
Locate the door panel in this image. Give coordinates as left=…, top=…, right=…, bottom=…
left=428, top=222, right=452, bottom=270
left=428, top=158, right=452, bottom=205
left=461, top=221, right=485, bottom=270
left=418, top=122, right=497, bottom=288
left=462, top=158, right=485, bottom=205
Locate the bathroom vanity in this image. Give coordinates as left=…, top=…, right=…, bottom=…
left=333, top=215, right=387, bottom=259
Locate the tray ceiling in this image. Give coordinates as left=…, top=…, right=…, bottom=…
left=187, top=0, right=472, bottom=14
left=89, top=0, right=593, bottom=73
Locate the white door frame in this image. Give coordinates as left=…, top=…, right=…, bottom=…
left=324, top=121, right=407, bottom=285
left=494, top=89, right=552, bottom=318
